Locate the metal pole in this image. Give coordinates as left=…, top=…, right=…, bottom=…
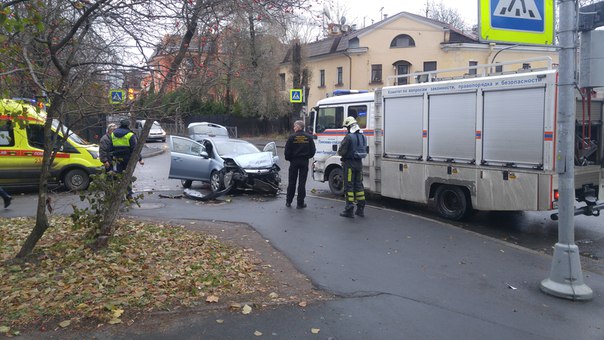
left=540, top=0, right=593, bottom=300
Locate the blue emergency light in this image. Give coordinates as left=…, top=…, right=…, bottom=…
left=332, top=89, right=368, bottom=96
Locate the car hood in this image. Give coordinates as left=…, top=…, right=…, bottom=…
left=229, top=152, right=275, bottom=169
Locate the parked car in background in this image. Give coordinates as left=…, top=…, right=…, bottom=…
left=136, top=120, right=166, bottom=142
left=167, top=136, right=280, bottom=195
left=187, top=122, right=229, bottom=141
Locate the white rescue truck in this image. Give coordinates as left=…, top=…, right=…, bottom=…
left=310, top=58, right=604, bottom=220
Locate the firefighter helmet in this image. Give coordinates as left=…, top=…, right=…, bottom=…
left=343, top=116, right=357, bottom=128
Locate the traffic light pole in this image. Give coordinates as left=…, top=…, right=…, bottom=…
left=540, top=0, right=593, bottom=300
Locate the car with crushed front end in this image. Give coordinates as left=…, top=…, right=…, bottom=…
left=167, top=135, right=280, bottom=195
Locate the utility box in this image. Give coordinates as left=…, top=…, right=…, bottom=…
left=580, top=30, right=604, bottom=88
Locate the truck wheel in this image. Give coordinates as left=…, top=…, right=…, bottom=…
left=181, top=180, right=192, bottom=188
left=435, top=185, right=471, bottom=221
left=328, top=167, right=345, bottom=196
left=64, top=169, right=90, bottom=191
left=210, top=170, right=224, bottom=193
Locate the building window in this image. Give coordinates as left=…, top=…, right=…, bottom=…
left=495, top=63, right=503, bottom=73
left=423, top=61, right=437, bottom=72
left=469, top=61, right=478, bottom=75
left=337, top=67, right=343, bottom=85
left=279, top=73, right=285, bottom=91
left=320, top=70, right=325, bottom=87
left=390, top=34, right=416, bottom=48
left=348, top=37, right=360, bottom=49
left=371, top=64, right=382, bottom=83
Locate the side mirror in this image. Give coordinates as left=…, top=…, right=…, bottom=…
left=200, top=151, right=209, bottom=158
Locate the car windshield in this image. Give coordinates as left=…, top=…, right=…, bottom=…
left=213, top=140, right=259, bottom=156
left=189, top=125, right=228, bottom=137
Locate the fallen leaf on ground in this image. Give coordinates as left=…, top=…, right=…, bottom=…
left=269, top=292, right=278, bottom=299
left=254, top=330, right=262, bottom=336
left=298, top=301, right=307, bottom=307
left=108, top=319, right=122, bottom=325
left=112, top=308, right=124, bottom=319
left=206, top=295, right=219, bottom=303
left=311, top=328, right=320, bottom=334
left=0, top=326, right=10, bottom=333
left=242, top=304, right=252, bottom=314
left=59, top=320, right=71, bottom=328
left=216, top=319, right=224, bottom=324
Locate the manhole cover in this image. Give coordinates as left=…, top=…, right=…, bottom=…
left=131, top=202, right=165, bottom=210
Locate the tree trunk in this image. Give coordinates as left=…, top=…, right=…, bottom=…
left=90, top=0, right=205, bottom=250
left=16, top=95, right=65, bottom=258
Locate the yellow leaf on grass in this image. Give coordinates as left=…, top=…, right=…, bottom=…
left=311, top=328, right=320, bottom=334
left=242, top=304, right=252, bottom=314
left=206, top=295, right=219, bottom=303
left=108, top=318, right=122, bottom=325
left=0, top=326, right=10, bottom=333
left=59, top=320, right=71, bottom=328
left=112, top=308, right=124, bottom=318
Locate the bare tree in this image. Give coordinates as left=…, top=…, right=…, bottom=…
left=423, top=0, right=469, bottom=30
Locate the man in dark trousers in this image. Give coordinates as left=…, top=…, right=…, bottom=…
left=338, top=116, right=367, bottom=218
left=111, top=119, right=144, bottom=200
left=0, top=186, right=11, bottom=208
left=284, top=120, right=316, bottom=209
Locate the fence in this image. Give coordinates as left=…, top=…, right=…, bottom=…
left=159, top=115, right=291, bottom=138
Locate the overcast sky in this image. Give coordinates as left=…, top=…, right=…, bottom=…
left=332, top=1, right=479, bottom=28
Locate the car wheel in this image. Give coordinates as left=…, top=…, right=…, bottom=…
left=210, top=171, right=224, bottom=193
left=181, top=180, right=192, bottom=188
left=64, top=169, right=90, bottom=191
left=328, top=167, right=345, bottom=196
left=435, top=185, right=472, bottom=221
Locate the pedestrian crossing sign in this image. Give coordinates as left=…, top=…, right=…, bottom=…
left=479, top=0, right=554, bottom=45
left=290, top=89, right=303, bottom=103
left=110, top=89, right=125, bottom=104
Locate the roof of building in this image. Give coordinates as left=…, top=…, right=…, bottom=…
left=283, top=11, right=479, bottom=63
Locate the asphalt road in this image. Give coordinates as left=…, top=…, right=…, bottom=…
left=134, top=141, right=604, bottom=272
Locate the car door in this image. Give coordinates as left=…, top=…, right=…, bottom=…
left=263, top=141, right=279, bottom=163
left=167, top=135, right=211, bottom=182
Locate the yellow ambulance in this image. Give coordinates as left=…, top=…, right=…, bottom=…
left=0, top=99, right=103, bottom=191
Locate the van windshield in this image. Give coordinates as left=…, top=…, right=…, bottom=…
left=52, top=119, right=90, bottom=145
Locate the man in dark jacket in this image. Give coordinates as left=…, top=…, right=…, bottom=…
left=284, top=120, right=316, bottom=209
left=111, top=119, right=144, bottom=199
left=338, top=116, right=367, bottom=218
left=99, top=123, right=117, bottom=172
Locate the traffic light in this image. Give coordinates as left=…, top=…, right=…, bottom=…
left=128, top=88, right=135, bottom=100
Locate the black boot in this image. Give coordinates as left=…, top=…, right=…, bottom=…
left=355, top=205, right=365, bottom=217
left=3, top=196, right=11, bottom=208
left=340, top=206, right=354, bottom=218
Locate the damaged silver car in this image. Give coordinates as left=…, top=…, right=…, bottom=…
left=167, top=136, right=280, bottom=195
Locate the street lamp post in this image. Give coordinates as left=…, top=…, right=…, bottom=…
left=540, top=0, right=593, bottom=300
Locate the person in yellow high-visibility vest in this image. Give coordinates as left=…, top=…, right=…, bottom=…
left=111, top=119, right=144, bottom=200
